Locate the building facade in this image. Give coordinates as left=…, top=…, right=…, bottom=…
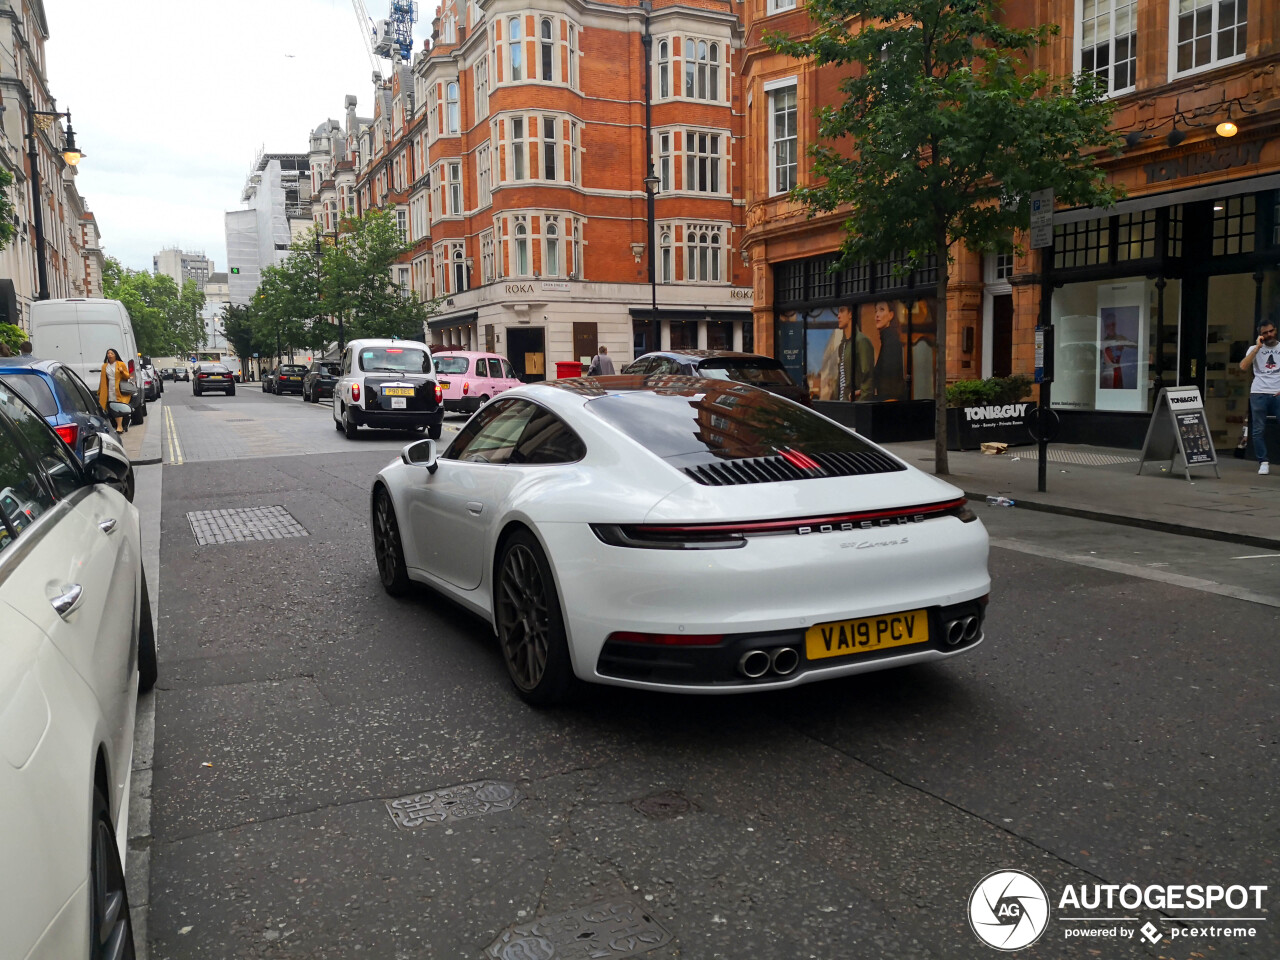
left=0, top=0, right=105, bottom=327
left=314, top=0, right=752, bottom=379
left=225, top=153, right=313, bottom=307
left=741, top=0, right=1280, bottom=446
left=153, top=248, right=213, bottom=291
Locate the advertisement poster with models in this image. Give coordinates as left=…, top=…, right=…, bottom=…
left=801, top=300, right=937, bottom=403
left=1096, top=282, right=1147, bottom=412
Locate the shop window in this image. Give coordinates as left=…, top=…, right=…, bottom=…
left=809, top=255, right=838, bottom=300
left=775, top=262, right=805, bottom=304
left=841, top=261, right=871, bottom=295
left=876, top=251, right=914, bottom=290
left=1116, top=210, right=1157, bottom=261
left=708, top=321, right=733, bottom=351
left=1167, top=205, right=1184, bottom=258
left=670, top=321, right=698, bottom=349
left=1211, top=195, right=1256, bottom=256
left=1078, top=0, right=1137, bottom=95
left=742, top=320, right=754, bottom=353
left=1174, top=0, right=1247, bottom=75
left=1054, top=218, right=1110, bottom=268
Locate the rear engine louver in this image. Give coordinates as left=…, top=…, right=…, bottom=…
left=684, top=450, right=906, bottom=486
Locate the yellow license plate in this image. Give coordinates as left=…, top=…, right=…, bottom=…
left=382, top=387, right=415, bottom=397
left=438, top=380, right=450, bottom=389
left=805, top=609, right=929, bottom=660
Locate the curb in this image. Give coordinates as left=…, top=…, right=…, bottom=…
left=963, top=489, right=1280, bottom=553
left=132, top=456, right=163, bottom=466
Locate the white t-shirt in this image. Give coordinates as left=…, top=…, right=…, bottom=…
left=1251, top=341, right=1280, bottom=394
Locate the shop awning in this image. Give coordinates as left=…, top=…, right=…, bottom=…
left=626, top=307, right=752, bottom=321
left=1056, top=171, right=1280, bottom=224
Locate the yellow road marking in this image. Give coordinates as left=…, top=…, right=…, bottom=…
left=165, top=406, right=184, bottom=465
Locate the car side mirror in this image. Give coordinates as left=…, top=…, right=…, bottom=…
left=401, top=438, right=438, bottom=474
left=83, top=430, right=131, bottom=485
left=108, top=401, right=132, bottom=417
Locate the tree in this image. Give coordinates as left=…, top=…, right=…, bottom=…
left=324, top=210, right=436, bottom=341
left=769, top=0, right=1122, bottom=474
left=101, top=257, right=207, bottom=357
left=220, top=304, right=260, bottom=367
left=0, top=321, right=25, bottom=352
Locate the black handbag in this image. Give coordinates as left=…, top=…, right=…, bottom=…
left=118, top=378, right=137, bottom=397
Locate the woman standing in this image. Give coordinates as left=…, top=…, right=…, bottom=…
left=98, top=348, right=131, bottom=434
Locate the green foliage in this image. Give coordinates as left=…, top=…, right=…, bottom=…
left=101, top=257, right=207, bottom=356
left=767, top=0, right=1122, bottom=472
left=247, top=214, right=437, bottom=361
left=0, top=321, right=26, bottom=352
left=0, top=168, right=15, bottom=251
left=946, top=374, right=1032, bottom=408
left=219, top=304, right=261, bottom=365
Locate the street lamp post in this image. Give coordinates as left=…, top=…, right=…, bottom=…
left=644, top=170, right=660, bottom=337
left=24, top=106, right=83, bottom=301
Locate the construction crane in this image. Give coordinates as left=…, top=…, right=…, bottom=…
left=349, top=0, right=384, bottom=80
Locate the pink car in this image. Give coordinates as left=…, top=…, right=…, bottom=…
left=432, top=350, right=523, bottom=414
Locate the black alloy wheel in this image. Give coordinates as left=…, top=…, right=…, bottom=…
left=343, top=411, right=358, bottom=439
left=495, top=531, right=575, bottom=705
left=90, top=788, right=136, bottom=960
left=372, top=487, right=411, bottom=596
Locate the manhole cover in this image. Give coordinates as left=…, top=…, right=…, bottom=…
left=485, top=900, right=671, bottom=960
left=386, top=780, right=522, bottom=828
left=186, top=506, right=308, bottom=545
left=632, top=791, right=692, bottom=819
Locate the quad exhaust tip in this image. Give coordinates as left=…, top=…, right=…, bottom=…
left=738, top=646, right=800, bottom=679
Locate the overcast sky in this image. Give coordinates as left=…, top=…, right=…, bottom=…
left=45, top=0, right=431, bottom=274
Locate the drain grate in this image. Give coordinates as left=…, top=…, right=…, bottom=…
left=387, top=780, right=522, bottom=828
left=1005, top=449, right=1139, bottom=466
left=485, top=900, right=671, bottom=960
left=187, top=506, right=309, bottom=545
left=633, top=791, right=692, bottom=820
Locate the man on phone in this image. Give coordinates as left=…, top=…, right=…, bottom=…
left=1240, top=321, right=1280, bottom=475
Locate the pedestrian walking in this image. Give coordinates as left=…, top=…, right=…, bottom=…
left=587, top=345, right=616, bottom=376
left=1240, top=320, right=1280, bottom=475
left=98, top=348, right=131, bottom=435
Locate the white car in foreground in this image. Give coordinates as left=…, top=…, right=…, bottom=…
left=370, top=375, right=990, bottom=704
left=0, top=378, right=152, bottom=958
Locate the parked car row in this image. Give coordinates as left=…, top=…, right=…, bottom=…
left=1, top=318, right=152, bottom=958
left=159, top=367, right=190, bottom=382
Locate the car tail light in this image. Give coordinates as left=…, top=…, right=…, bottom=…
left=128, top=359, right=136, bottom=376
left=434, top=384, right=443, bottom=404
left=55, top=423, right=79, bottom=447
left=198, top=373, right=208, bottom=379
left=606, top=631, right=724, bottom=647
left=592, top=498, right=972, bottom=549
left=462, top=381, right=470, bottom=395
left=351, top=383, right=361, bottom=403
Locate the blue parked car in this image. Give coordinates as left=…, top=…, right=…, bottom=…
left=0, top=356, right=135, bottom=500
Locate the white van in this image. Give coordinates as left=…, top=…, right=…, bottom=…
left=29, top=298, right=146, bottom=424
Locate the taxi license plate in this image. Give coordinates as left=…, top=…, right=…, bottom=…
left=438, top=380, right=450, bottom=389
left=383, top=387, right=414, bottom=397
left=805, top=609, right=929, bottom=661
left=391, top=397, right=407, bottom=409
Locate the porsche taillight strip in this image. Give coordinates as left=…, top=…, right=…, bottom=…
left=591, top=498, right=974, bottom=549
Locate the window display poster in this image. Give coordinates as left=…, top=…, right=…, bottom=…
left=776, top=310, right=805, bottom=395
left=1096, top=282, right=1147, bottom=412
left=805, top=307, right=840, bottom=401
left=860, top=300, right=909, bottom=401
left=908, top=299, right=938, bottom=400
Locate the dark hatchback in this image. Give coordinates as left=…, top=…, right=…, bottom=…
left=302, top=360, right=340, bottom=402
left=623, top=350, right=810, bottom=406
left=193, top=362, right=236, bottom=396
left=271, top=364, right=308, bottom=395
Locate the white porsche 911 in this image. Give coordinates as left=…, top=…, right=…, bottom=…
left=370, top=375, right=990, bottom=705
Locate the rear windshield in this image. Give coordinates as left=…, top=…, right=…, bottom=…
left=696, top=357, right=794, bottom=387
left=200, top=365, right=230, bottom=374
left=433, top=356, right=469, bottom=375
left=280, top=365, right=307, bottom=374
left=317, top=363, right=340, bottom=375
left=586, top=379, right=882, bottom=465
left=0, top=372, right=58, bottom=416
left=360, top=346, right=430, bottom=375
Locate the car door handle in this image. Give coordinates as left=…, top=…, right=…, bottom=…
left=50, top=584, right=84, bottom=618
left=466, top=501, right=484, bottom=516
left=99, top=518, right=118, bottom=534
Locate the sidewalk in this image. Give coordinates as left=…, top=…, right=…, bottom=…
left=884, top=439, right=1280, bottom=551
left=121, top=398, right=164, bottom=466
